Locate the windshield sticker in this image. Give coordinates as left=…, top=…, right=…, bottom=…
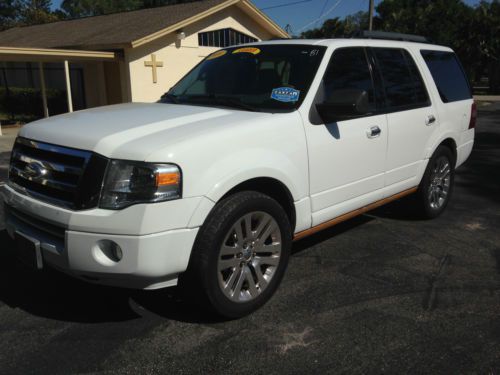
left=232, top=47, right=261, bottom=55
left=271, top=87, right=301, bottom=103
left=207, top=50, right=227, bottom=60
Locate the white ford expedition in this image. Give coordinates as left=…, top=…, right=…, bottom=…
left=2, top=34, right=475, bottom=318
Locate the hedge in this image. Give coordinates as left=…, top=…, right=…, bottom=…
left=0, top=87, right=68, bottom=121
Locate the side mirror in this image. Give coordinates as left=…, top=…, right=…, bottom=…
left=316, top=89, right=371, bottom=123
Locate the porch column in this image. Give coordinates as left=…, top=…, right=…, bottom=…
left=38, top=62, right=49, bottom=118
left=64, top=60, right=73, bottom=112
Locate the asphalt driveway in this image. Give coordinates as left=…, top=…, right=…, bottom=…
left=0, top=105, right=499, bottom=374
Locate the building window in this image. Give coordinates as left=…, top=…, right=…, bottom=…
left=198, top=28, right=258, bottom=48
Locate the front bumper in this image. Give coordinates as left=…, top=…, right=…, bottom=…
left=2, top=185, right=206, bottom=289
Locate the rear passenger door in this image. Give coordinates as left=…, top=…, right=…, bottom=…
left=371, top=47, right=437, bottom=195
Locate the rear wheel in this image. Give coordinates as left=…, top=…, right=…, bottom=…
left=182, top=191, right=292, bottom=318
left=415, top=145, right=455, bottom=218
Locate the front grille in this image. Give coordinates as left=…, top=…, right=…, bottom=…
left=8, top=137, right=109, bottom=210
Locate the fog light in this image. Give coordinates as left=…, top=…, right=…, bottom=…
left=93, top=240, right=123, bottom=265
left=112, top=245, right=123, bottom=262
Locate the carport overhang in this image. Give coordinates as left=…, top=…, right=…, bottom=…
left=0, top=46, right=115, bottom=62
left=0, top=46, right=116, bottom=117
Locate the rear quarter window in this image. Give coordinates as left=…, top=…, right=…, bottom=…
left=420, top=50, right=472, bottom=103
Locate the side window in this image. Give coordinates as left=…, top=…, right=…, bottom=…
left=372, top=48, right=430, bottom=110
left=421, top=50, right=472, bottom=103
left=323, top=47, right=376, bottom=113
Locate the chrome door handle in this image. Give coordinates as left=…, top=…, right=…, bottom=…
left=367, top=126, right=381, bottom=139
left=426, top=115, right=436, bottom=126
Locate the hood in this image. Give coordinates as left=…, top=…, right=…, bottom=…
left=19, top=103, right=272, bottom=160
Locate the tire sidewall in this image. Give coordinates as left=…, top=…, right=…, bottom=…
left=419, top=146, right=455, bottom=218
left=195, top=192, right=292, bottom=318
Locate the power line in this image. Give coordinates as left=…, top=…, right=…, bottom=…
left=315, top=0, right=330, bottom=28
left=297, top=0, right=344, bottom=32
left=261, top=0, right=313, bottom=11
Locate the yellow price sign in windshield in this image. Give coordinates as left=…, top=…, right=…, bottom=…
left=206, top=50, right=228, bottom=60
left=232, top=47, right=261, bottom=55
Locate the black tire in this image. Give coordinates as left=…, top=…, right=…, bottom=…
left=180, top=191, right=292, bottom=319
left=415, top=145, right=455, bottom=219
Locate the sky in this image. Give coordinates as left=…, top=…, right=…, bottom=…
left=50, top=0, right=485, bottom=34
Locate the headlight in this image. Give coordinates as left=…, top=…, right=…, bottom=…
left=99, top=160, right=182, bottom=210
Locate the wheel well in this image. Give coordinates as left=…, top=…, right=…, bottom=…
left=221, top=177, right=296, bottom=231
left=439, top=138, right=458, bottom=165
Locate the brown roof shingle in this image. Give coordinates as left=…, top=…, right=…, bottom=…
left=0, top=0, right=230, bottom=49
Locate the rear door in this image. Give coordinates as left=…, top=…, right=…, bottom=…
left=370, top=47, right=437, bottom=195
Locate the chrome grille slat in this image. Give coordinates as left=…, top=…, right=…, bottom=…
left=8, top=137, right=100, bottom=210
left=16, top=137, right=92, bottom=159
left=10, top=166, right=78, bottom=191
left=12, top=151, right=83, bottom=176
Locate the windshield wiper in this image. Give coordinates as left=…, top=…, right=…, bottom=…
left=183, top=94, right=260, bottom=112
left=161, top=93, right=180, bottom=104
left=214, top=96, right=260, bottom=112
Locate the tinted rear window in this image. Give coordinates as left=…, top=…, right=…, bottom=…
left=373, top=48, right=430, bottom=110
left=421, top=50, right=472, bottom=103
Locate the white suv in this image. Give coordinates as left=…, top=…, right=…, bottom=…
left=2, top=34, right=475, bottom=318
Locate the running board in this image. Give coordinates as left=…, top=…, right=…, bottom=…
left=293, top=187, right=418, bottom=241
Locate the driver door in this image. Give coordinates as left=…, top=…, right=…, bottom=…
left=304, top=47, right=388, bottom=226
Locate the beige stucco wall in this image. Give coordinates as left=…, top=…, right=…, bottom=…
left=125, top=5, right=275, bottom=103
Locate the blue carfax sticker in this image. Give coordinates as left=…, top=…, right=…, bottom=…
left=271, top=87, right=301, bottom=103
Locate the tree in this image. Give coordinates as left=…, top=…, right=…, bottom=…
left=61, top=0, right=141, bottom=18
left=141, top=0, right=202, bottom=6
left=19, top=0, right=59, bottom=25
left=473, top=0, right=500, bottom=92
left=301, top=18, right=347, bottom=39
left=0, top=0, right=22, bottom=30
left=60, top=0, right=203, bottom=18
left=299, top=11, right=368, bottom=39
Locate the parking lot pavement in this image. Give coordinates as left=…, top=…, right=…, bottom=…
left=0, top=105, right=499, bottom=374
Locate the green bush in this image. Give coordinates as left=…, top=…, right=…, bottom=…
left=0, top=86, right=68, bottom=122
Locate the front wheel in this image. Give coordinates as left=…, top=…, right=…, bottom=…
left=182, top=191, right=292, bottom=319
left=415, top=145, right=455, bottom=219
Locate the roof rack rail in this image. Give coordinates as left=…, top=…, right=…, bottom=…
left=353, top=30, right=429, bottom=43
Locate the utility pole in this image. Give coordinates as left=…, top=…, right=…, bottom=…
left=368, top=0, right=375, bottom=31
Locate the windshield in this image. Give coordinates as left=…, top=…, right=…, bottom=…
left=163, top=45, right=327, bottom=112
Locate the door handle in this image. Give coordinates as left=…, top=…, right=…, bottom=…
left=425, top=115, right=436, bottom=126
left=367, top=126, right=381, bottom=139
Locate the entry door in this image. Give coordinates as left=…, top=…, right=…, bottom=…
left=370, top=47, right=438, bottom=191
left=305, top=47, right=388, bottom=226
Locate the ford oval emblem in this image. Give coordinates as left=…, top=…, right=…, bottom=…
left=24, top=162, right=48, bottom=179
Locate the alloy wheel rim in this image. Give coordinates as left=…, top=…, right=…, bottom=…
left=428, top=156, right=451, bottom=210
left=217, top=211, right=282, bottom=303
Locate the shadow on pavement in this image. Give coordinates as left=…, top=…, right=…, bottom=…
left=292, top=215, right=373, bottom=254
left=0, top=230, right=226, bottom=324
left=454, top=131, right=500, bottom=205
left=0, top=218, right=376, bottom=324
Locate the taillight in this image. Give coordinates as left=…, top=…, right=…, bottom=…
left=469, top=102, right=477, bottom=129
